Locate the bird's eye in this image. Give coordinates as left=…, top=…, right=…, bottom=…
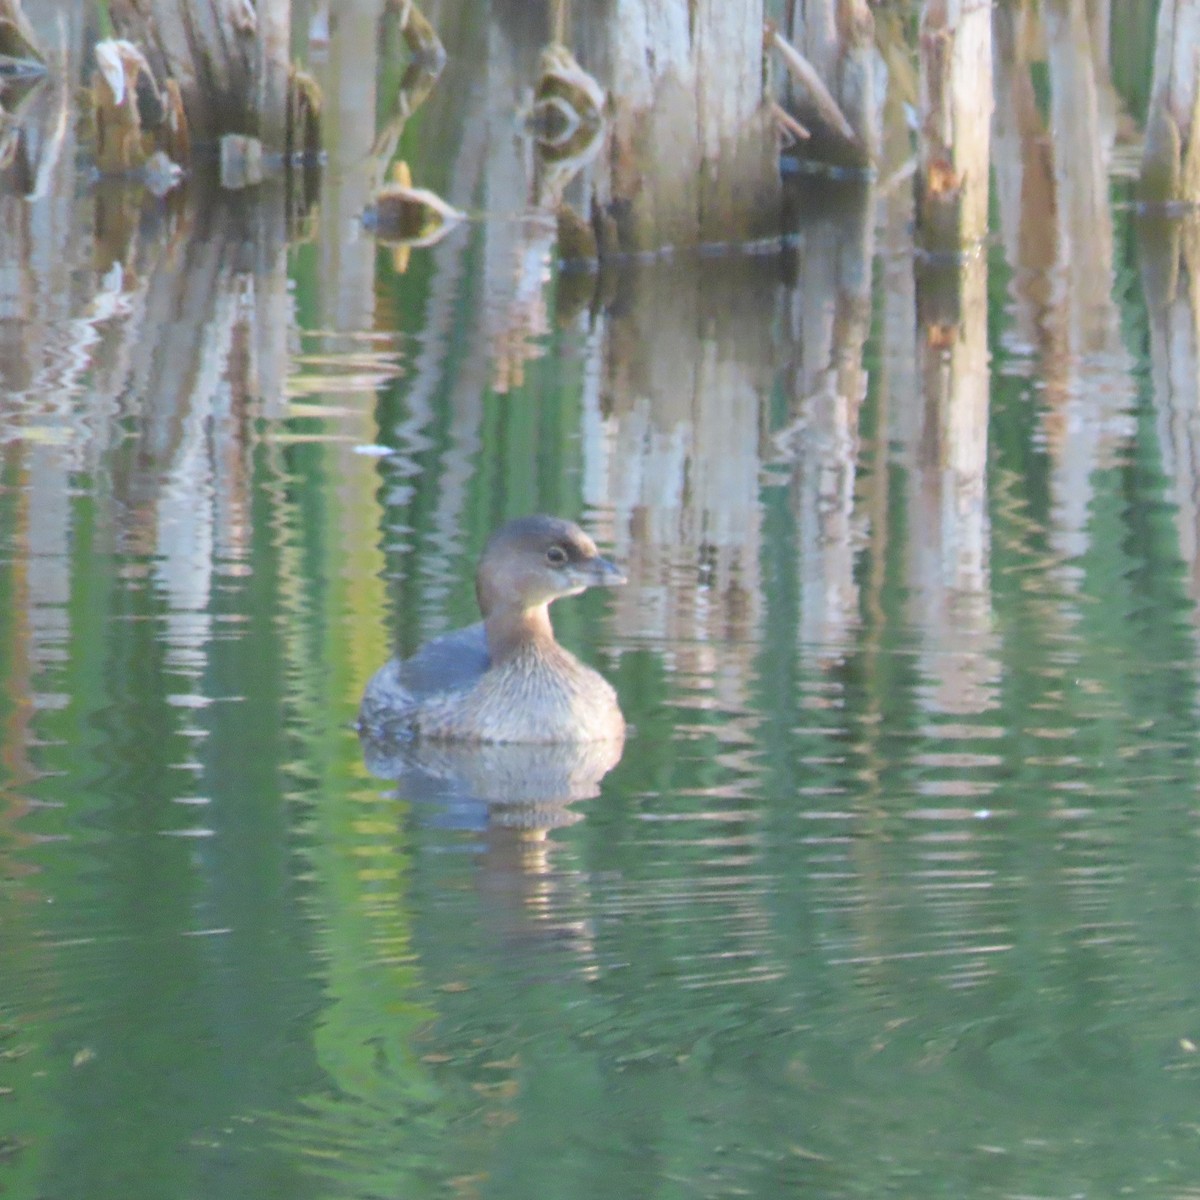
left=546, top=545, right=568, bottom=566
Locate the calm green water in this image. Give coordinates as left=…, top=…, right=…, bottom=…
left=2, top=4, right=1199, bottom=1199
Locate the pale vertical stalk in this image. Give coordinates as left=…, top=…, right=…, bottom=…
left=585, top=0, right=780, bottom=253
left=910, top=254, right=999, bottom=717
left=1140, top=0, right=1200, bottom=204
left=991, top=0, right=1057, bottom=354
left=0, top=1, right=99, bottom=799
left=778, top=185, right=874, bottom=659
left=589, top=258, right=771, bottom=720
left=916, top=0, right=993, bottom=250
left=308, top=0, right=390, bottom=690
left=1142, top=217, right=1200, bottom=626
left=1040, top=0, right=1135, bottom=574
left=255, top=0, right=290, bottom=152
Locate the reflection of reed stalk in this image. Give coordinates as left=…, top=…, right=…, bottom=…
left=1141, top=0, right=1200, bottom=206
left=551, top=0, right=568, bottom=47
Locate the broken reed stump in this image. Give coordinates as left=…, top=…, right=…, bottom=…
left=915, top=0, right=993, bottom=253
left=100, top=0, right=320, bottom=184
left=774, top=0, right=878, bottom=168
left=91, top=39, right=189, bottom=177
left=108, top=0, right=290, bottom=151
left=1139, top=0, right=1200, bottom=207
left=84, top=4, right=324, bottom=190
left=587, top=0, right=780, bottom=257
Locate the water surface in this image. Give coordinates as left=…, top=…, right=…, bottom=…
left=1, top=3, right=1199, bottom=1198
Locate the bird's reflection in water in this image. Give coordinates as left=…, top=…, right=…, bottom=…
left=360, top=732, right=624, bottom=967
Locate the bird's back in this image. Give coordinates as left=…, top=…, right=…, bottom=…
left=358, top=622, right=490, bottom=739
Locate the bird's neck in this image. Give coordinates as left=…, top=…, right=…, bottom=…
left=484, top=603, right=555, bottom=664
